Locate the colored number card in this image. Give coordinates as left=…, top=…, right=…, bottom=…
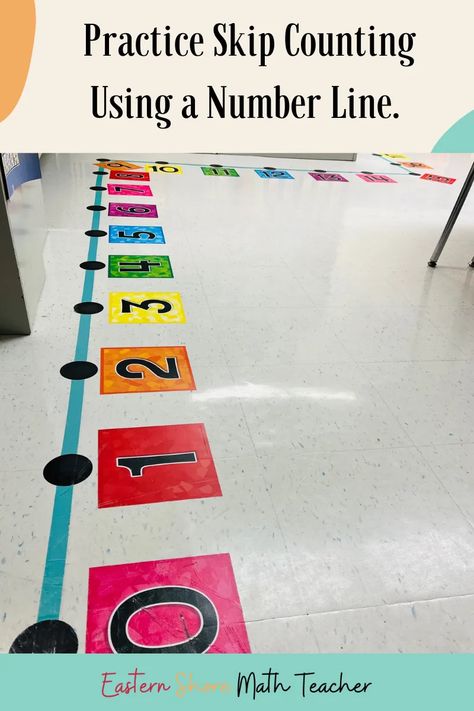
left=381, top=153, right=409, bottom=160
left=309, top=172, right=349, bottom=182
left=107, top=183, right=153, bottom=196
left=421, top=173, right=456, bottom=184
left=401, top=161, right=432, bottom=169
left=109, top=202, right=158, bottom=218
left=109, top=169, right=150, bottom=181
left=358, top=174, right=397, bottom=183
left=95, top=160, right=141, bottom=170
left=255, top=169, right=294, bottom=179
left=108, top=255, right=173, bottom=278
left=145, top=164, right=183, bottom=174
left=109, top=225, right=165, bottom=244
left=100, top=346, right=195, bottom=394
left=98, top=422, right=221, bottom=508
left=86, top=553, right=250, bottom=653
left=201, top=167, right=239, bottom=177
left=108, top=291, right=186, bottom=324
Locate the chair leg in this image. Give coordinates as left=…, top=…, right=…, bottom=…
left=428, top=162, right=474, bottom=267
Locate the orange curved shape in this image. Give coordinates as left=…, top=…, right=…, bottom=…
left=0, top=1, right=36, bottom=122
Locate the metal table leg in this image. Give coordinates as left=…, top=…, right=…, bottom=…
left=428, top=161, right=474, bottom=267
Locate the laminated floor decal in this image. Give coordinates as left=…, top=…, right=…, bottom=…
left=100, top=345, right=196, bottom=393
left=86, top=554, right=251, bottom=653
left=381, top=153, right=409, bottom=160
left=109, top=169, right=150, bottom=181
left=357, top=174, right=397, bottom=183
left=309, top=172, right=349, bottom=182
left=107, top=183, right=153, bottom=196
left=108, top=225, right=165, bottom=244
left=255, top=169, right=294, bottom=179
left=145, top=164, right=183, bottom=174
left=108, top=291, right=186, bottom=324
left=201, top=166, right=239, bottom=177
left=95, top=160, right=142, bottom=171
left=421, top=173, right=456, bottom=184
left=401, top=162, right=432, bottom=169
left=108, top=202, right=158, bottom=218
left=98, top=423, right=221, bottom=508
left=108, top=255, right=173, bottom=278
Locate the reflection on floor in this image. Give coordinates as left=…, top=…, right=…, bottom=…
left=2, top=152, right=474, bottom=653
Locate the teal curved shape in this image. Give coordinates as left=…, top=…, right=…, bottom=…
left=433, top=110, right=474, bottom=152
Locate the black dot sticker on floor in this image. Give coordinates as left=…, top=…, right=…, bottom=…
left=93, top=170, right=107, bottom=175
left=155, top=160, right=169, bottom=164
left=10, top=620, right=78, bottom=654
left=372, top=153, right=382, bottom=156
left=87, top=205, right=106, bottom=212
left=84, top=229, right=107, bottom=238
left=60, top=361, right=98, bottom=380
left=74, top=301, right=104, bottom=315
left=390, top=162, right=400, bottom=166
left=43, top=453, right=93, bottom=486
left=361, top=171, right=373, bottom=174
left=264, top=166, right=276, bottom=170
left=313, top=169, right=326, bottom=173
left=90, top=186, right=106, bottom=191
left=97, top=158, right=110, bottom=162
left=80, top=260, right=105, bottom=270
left=410, top=172, right=421, bottom=176
left=210, top=164, right=223, bottom=167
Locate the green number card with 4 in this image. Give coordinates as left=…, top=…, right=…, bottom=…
left=108, top=255, right=174, bottom=278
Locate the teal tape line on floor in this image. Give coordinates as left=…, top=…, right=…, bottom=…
left=122, top=158, right=412, bottom=175
left=38, top=171, right=104, bottom=622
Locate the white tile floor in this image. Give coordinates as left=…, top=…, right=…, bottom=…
left=2, top=152, right=474, bottom=653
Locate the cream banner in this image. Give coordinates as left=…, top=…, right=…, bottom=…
left=0, top=0, right=472, bottom=150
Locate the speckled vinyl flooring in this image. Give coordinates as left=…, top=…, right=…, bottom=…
left=2, top=152, right=474, bottom=653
